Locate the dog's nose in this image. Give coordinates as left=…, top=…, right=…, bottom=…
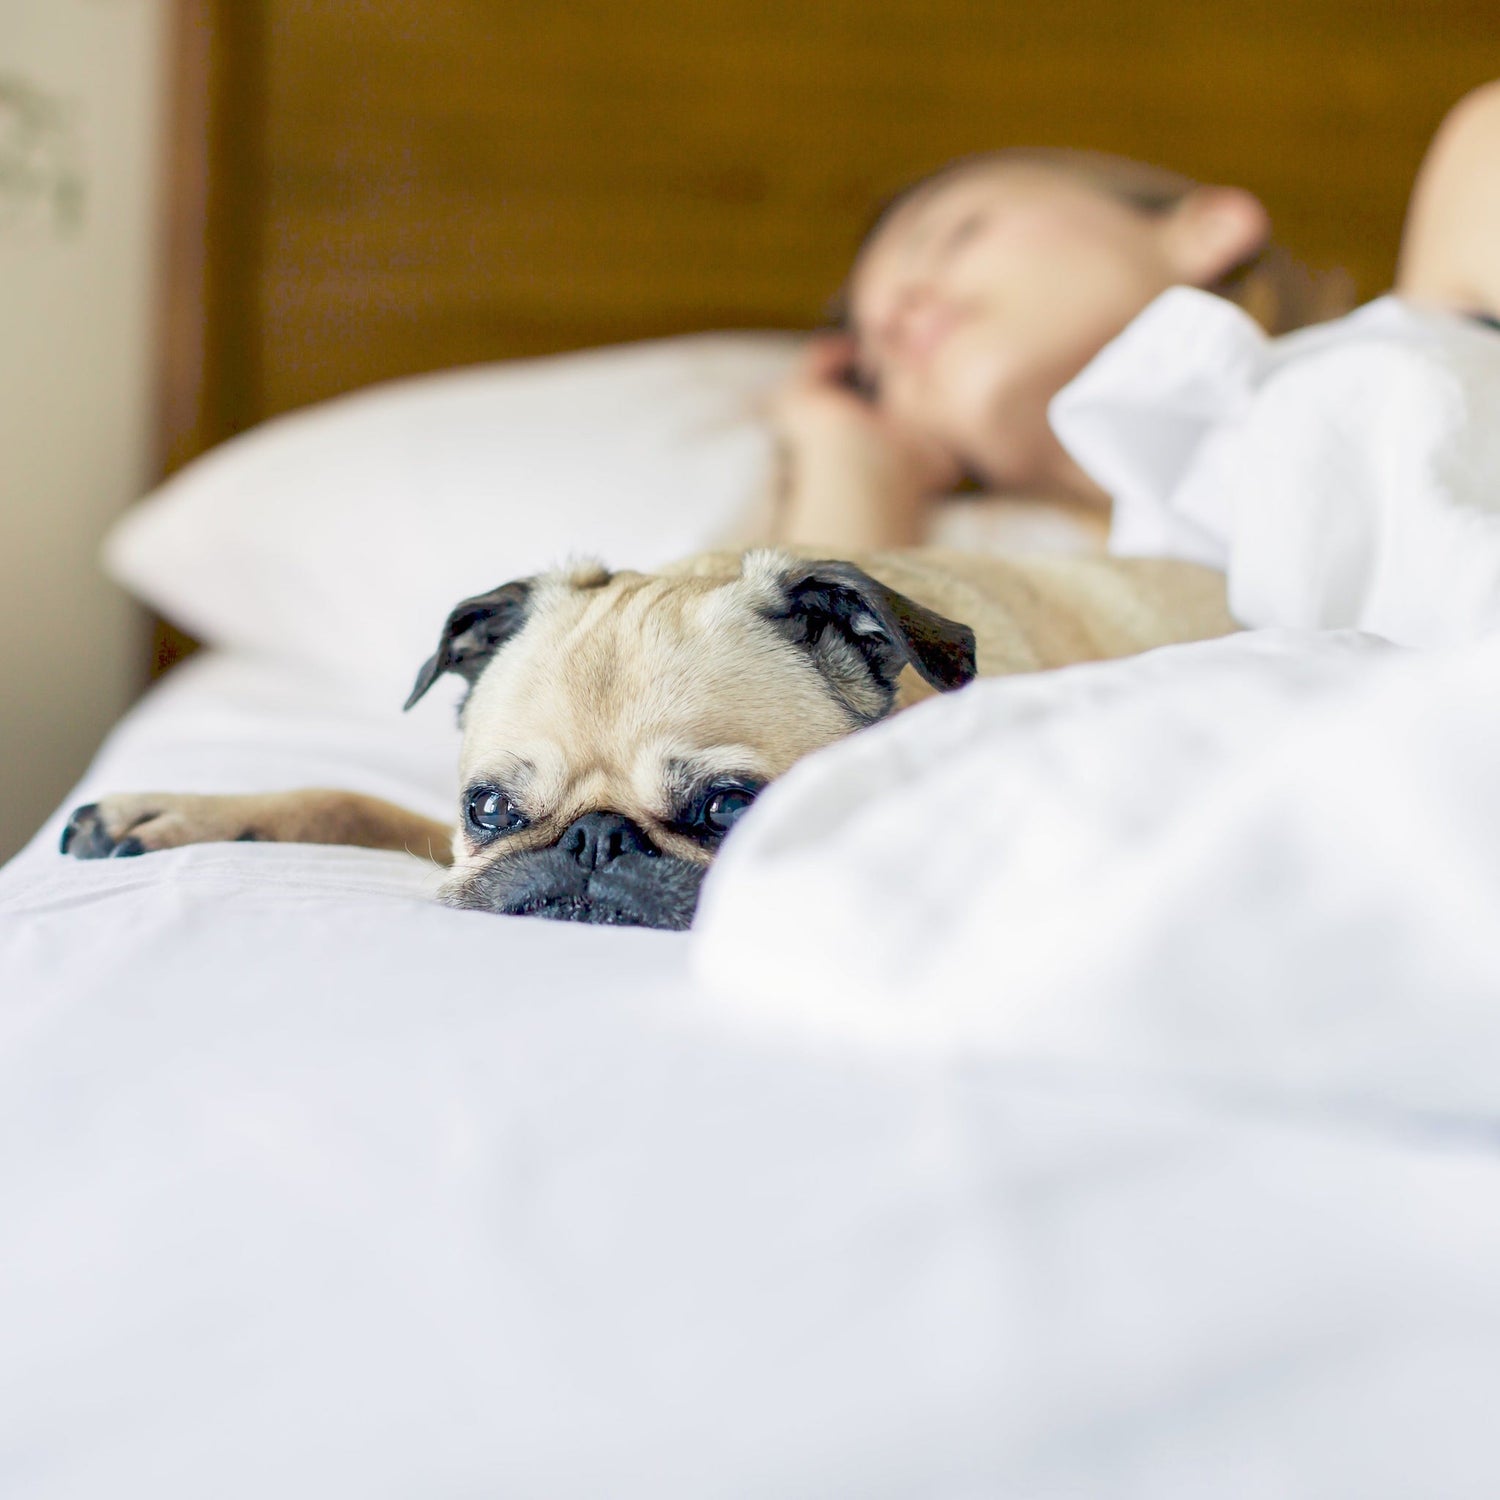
left=559, top=811, right=655, bottom=871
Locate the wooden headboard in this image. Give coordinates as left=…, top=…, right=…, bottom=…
left=158, top=0, right=1500, bottom=475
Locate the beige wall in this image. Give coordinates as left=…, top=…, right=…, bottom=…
left=0, top=0, right=168, bottom=862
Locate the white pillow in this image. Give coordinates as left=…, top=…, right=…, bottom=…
left=106, top=333, right=802, bottom=704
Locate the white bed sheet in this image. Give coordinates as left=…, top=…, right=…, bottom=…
left=4, top=652, right=1500, bottom=1499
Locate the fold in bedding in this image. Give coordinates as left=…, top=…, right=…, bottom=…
left=1052, top=287, right=1500, bottom=645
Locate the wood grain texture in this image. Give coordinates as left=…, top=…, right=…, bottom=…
left=156, top=0, right=267, bottom=472
left=165, top=0, right=1500, bottom=442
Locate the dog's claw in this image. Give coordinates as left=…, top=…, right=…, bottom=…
left=62, top=804, right=109, bottom=859
left=62, top=802, right=145, bottom=860
left=58, top=809, right=85, bottom=855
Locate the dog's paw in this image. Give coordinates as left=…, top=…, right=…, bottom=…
left=60, top=794, right=257, bottom=860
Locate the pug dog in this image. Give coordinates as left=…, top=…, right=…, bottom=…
left=61, top=547, right=1236, bottom=929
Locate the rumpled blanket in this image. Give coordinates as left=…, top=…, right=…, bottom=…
left=1053, top=287, right=1500, bottom=645
left=694, top=290, right=1500, bottom=1040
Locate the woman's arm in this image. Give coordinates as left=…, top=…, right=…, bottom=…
left=1397, top=80, right=1500, bottom=318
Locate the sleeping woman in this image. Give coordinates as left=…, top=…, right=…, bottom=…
left=770, top=80, right=1500, bottom=557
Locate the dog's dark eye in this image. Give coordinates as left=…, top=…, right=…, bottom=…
left=466, top=787, right=526, bottom=835
left=701, top=786, right=757, bottom=835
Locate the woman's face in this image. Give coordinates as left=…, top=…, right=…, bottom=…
left=846, top=164, right=1207, bottom=492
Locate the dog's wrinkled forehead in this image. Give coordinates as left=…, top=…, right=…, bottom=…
left=459, top=556, right=855, bottom=771
left=404, top=547, right=977, bottom=803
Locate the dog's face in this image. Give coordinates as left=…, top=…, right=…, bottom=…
left=405, top=550, right=976, bottom=930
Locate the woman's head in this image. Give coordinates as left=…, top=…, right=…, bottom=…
left=842, top=151, right=1338, bottom=494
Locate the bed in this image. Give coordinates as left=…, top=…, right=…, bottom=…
left=6, top=3, right=1500, bottom=1494
left=8, top=633, right=1500, bottom=1497
left=8, top=617, right=1500, bottom=1497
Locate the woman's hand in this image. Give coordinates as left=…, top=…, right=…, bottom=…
left=770, top=333, right=962, bottom=549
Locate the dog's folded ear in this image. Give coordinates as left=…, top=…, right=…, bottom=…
left=771, top=558, right=977, bottom=721
left=404, top=580, right=533, bottom=711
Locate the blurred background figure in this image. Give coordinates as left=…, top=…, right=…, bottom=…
left=3, top=0, right=1497, bottom=860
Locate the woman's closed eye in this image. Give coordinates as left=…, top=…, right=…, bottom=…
left=942, top=210, right=988, bottom=254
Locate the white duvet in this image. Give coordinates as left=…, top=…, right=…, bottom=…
left=699, top=291, right=1500, bottom=1046
left=7, top=291, right=1500, bottom=1496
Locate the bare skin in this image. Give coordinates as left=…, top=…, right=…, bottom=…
left=1396, top=81, right=1500, bottom=316
left=773, top=81, right=1500, bottom=551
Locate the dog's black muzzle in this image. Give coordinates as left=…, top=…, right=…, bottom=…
left=444, top=811, right=706, bottom=931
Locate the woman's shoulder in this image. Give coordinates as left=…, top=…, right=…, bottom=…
left=1397, top=81, right=1500, bottom=319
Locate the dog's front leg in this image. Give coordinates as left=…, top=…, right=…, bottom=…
left=61, top=790, right=455, bottom=866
